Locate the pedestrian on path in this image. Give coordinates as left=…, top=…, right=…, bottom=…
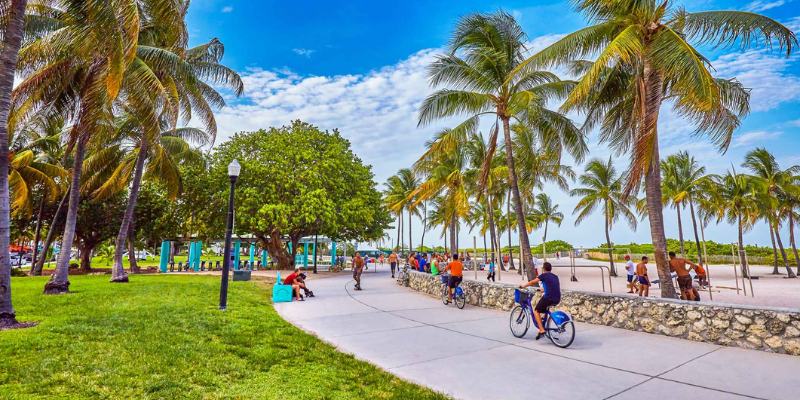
left=389, top=251, right=398, bottom=278
left=353, top=253, right=365, bottom=290
left=669, top=252, right=699, bottom=301
left=486, top=258, right=496, bottom=282
left=636, top=256, right=650, bottom=297
left=624, top=255, right=636, bottom=293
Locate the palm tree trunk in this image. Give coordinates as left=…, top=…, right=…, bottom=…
left=604, top=205, right=617, bottom=277
left=396, top=214, right=402, bottom=251
left=500, top=116, right=534, bottom=280
left=449, top=214, right=457, bottom=255
left=483, top=232, right=488, bottom=264
left=0, top=0, right=27, bottom=326
left=443, top=226, right=448, bottom=254
left=45, top=59, right=105, bottom=294
left=769, top=222, right=780, bottom=274
left=420, top=201, right=427, bottom=251
left=31, top=195, right=46, bottom=271
left=773, top=219, right=796, bottom=278
left=676, top=205, right=685, bottom=256
left=111, top=142, right=148, bottom=282
left=127, top=223, right=140, bottom=274
left=641, top=61, right=676, bottom=299
left=487, top=197, right=501, bottom=270
left=32, top=190, right=68, bottom=276
left=506, top=191, right=515, bottom=270
left=788, top=212, right=800, bottom=275
left=688, top=200, right=703, bottom=263
left=737, top=214, right=749, bottom=278
left=408, top=209, right=412, bottom=253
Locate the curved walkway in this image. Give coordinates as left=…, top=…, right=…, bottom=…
left=274, top=264, right=799, bottom=400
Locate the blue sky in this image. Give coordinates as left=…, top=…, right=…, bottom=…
left=187, top=1, right=800, bottom=249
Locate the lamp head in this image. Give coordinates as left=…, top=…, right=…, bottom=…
left=228, top=159, right=241, bottom=177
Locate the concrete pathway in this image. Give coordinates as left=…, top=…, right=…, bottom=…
left=274, top=264, right=800, bottom=400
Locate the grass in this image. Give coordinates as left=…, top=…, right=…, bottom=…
left=0, top=275, right=447, bottom=399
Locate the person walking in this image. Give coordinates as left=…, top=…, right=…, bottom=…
left=486, top=257, right=496, bottom=282
left=624, top=255, right=636, bottom=293
left=353, top=253, right=365, bottom=290
left=388, top=251, right=398, bottom=278
left=669, top=252, right=699, bottom=301
left=636, top=256, right=650, bottom=297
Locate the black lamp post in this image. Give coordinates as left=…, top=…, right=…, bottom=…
left=219, top=159, right=241, bottom=311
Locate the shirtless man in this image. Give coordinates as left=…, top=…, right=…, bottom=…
left=388, top=251, right=398, bottom=278
left=669, top=252, right=699, bottom=300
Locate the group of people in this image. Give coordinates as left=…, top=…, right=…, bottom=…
left=624, top=252, right=708, bottom=300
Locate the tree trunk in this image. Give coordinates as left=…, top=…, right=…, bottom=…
left=773, top=218, right=796, bottom=278
left=449, top=214, right=457, bottom=256
left=79, top=243, right=92, bottom=272
left=395, top=215, right=400, bottom=251
left=127, top=223, right=140, bottom=274
left=111, top=142, right=148, bottom=283
left=443, top=226, right=447, bottom=254
left=45, top=60, right=104, bottom=294
left=604, top=205, right=617, bottom=277
left=483, top=232, right=488, bottom=264
left=676, top=205, right=685, bottom=256
left=688, top=200, right=703, bottom=263
left=32, top=190, right=68, bottom=276
left=737, top=214, right=749, bottom=279
left=506, top=191, right=515, bottom=270
left=399, top=212, right=404, bottom=252
left=31, top=195, right=45, bottom=271
left=769, top=222, right=780, bottom=274
left=641, top=60, right=676, bottom=299
left=487, top=196, right=501, bottom=270
left=500, top=116, right=534, bottom=280
left=420, top=201, right=426, bottom=250
left=0, top=0, right=28, bottom=327
left=264, top=230, right=292, bottom=269
left=408, top=209, right=413, bottom=253
left=789, top=212, right=800, bottom=276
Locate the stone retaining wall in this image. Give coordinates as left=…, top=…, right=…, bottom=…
left=399, top=270, right=800, bottom=356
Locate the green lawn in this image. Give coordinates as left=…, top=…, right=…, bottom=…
left=0, top=275, right=447, bottom=399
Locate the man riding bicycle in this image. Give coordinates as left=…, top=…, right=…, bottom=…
left=443, top=253, right=463, bottom=304
left=519, top=262, right=560, bottom=340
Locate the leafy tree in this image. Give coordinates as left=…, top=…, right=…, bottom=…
left=571, top=158, right=637, bottom=276
left=707, top=171, right=758, bottom=277
left=527, top=0, right=796, bottom=297
left=209, top=121, right=390, bottom=269
left=529, top=193, right=564, bottom=257
left=661, top=151, right=707, bottom=263
left=74, top=194, right=126, bottom=271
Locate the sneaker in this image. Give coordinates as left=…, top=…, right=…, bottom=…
left=535, top=332, right=545, bottom=340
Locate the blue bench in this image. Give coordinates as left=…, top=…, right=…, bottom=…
left=272, top=272, right=294, bottom=303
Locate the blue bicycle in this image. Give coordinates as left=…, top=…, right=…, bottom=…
left=440, top=274, right=466, bottom=309
left=509, top=289, right=575, bottom=348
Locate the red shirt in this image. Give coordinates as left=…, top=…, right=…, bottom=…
left=283, top=272, right=298, bottom=285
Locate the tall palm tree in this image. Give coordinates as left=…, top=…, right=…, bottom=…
left=384, top=168, right=418, bottom=253
left=418, top=12, right=584, bottom=279
left=529, top=193, right=563, bottom=258
left=383, top=174, right=405, bottom=251
left=743, top=148, right=797, bottom=277
left=661, top=152, right=706, bottom=259
left=464, top=132, right=506, bottom=269
left=571, top=158, right=637, bottom=276
left=526, top=0, right=796, bottom=296
left=0, top=0, right=29, bottom=327
left=708, top=170, right=758, bottom=278
left=780, top=182, right=800, bottom=276
left=13, top=1, right=178, bottom=294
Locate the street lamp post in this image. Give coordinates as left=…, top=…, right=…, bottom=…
left=219, top=159, right=241, bottom=311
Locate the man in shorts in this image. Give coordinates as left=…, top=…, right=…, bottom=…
left=519, top=262, right=560, bottom=340
left=353, top=253, right=365, bottom=290
left=388, top=251, right=398, bottom=278
left=624, top=255, right=636, bottom=293
left=443, top=253, right=463, bottom=304
left=669, top=252, right=699, bottom=300
left=636, top=256, right=650, bottom=297
left=283, top=268, right=305, bottom=301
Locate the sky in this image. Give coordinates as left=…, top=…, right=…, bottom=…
left=186, top=0, right=800, bottom=249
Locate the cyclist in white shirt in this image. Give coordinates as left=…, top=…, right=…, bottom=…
left=624, top=254, right=636, bottom=293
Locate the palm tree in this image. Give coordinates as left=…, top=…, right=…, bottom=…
left=99, top=35, right=242, bottom=283
left=0, top=0, right=29, bottom=327
left=781, top=183, right=800, bottom=276
left=384, top=168, right=418, bottom=253
left=13, top=1, right=177, bottom=294
left=571, top=158, right=637, bottom=276
left=418, top=12, right=584, bottom=280
left=412, top=129, right=470, bottom=252
left=708, top=170, right=758, bottom=278
left=743, top=148, right=797, bottom=277
left=464, top=132, right=507, bottom=269
left=529, top=193, right=563, bottom=259
left=661, top=152, right=707, bottom=260
left=526, top=0, right=796, bottom=296
left=383, top=174, right=405, bottom=251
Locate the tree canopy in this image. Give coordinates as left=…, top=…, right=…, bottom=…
left=209, top=121, right=391, bottom=268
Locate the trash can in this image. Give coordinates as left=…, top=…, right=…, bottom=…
left=233, top=270, right=251, bottom=281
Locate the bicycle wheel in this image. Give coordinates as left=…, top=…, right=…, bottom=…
left=546, top=317, right=575, bottom=348
left=455, top=292, right=466, bottom=309
left=509, top=306, right=529, bottom=338
left=441, top=285, right=450, bottom=305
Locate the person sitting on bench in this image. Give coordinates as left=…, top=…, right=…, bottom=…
left=296, top=272, right=314, bottom=297
left=283, top=268, right=306, bottom=301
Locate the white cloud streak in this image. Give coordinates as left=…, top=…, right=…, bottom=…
left=292, top=48, right=316, bottom=58
left=744, top=0, right=786, bottom=12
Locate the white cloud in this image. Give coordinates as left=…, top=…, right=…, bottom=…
left=731, top=130, right=782, bottom=148
left=221, top=6, right=233, bottom=13
left=711, top=49, right=800, bottom=112
left=744, top=1, right=786, bottom=12
left=292, top=48, right=316, bottom=58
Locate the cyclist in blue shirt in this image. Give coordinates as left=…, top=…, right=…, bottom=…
left=519, top=262, right=560, bottom=340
